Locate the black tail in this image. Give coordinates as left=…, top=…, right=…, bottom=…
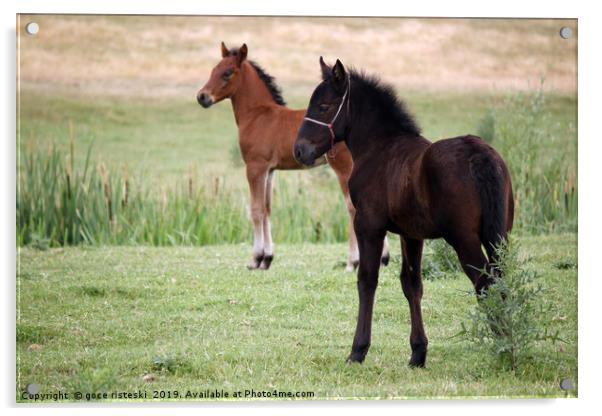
left=470, top=151, right=508, bottom=265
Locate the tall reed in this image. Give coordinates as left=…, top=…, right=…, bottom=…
left=17, top=142, right=349, bottom=247
left=477, top=85, right=577, bottom=234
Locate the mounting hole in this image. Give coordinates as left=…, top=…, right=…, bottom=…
left=26, top=383, right=40, bottom=394
left=25, top=22, right=39, bottom=36
left=559, top=26, right=572, bottom=39
left=560, top=378, right=574, bottom=390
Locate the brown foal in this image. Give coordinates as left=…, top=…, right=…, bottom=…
left=196, top=43, right=389, bottom=270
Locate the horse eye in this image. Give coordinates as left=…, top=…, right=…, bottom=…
left=222, top=69, right=234, bottom=80
left=318, top=104, right=330, bottom=113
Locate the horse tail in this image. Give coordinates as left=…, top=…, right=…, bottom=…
left=469, top=142, right=510, bottom=266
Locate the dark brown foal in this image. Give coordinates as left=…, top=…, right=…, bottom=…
left=295, top=58, right=513, bottom=367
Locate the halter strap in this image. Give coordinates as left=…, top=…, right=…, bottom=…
left=303, top=76, right=350, bottom=158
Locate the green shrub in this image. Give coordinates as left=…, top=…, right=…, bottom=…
left=458, top=238, right=563, bottom=373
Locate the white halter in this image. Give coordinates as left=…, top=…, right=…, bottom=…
left=303, top=76, right=350, bottom=157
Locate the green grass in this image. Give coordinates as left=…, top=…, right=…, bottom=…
left=18, top=88, right=240, bottom=187
left=16, top=234, right=577, bottom=401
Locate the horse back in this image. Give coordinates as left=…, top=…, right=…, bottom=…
left=351, top=134, right=512, bottom=241
left=421, top=135, right=513, bottom=238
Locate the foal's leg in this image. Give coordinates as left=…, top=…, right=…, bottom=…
left=259, top=170, right=275, bottom=270
left=327, top=151, right=389, bottom=271
left=449, top=234, right=505, bottom=336
left=381, top=235, right=391, bottom=266
left=246, top=163, right=269, bottom=270
left=446, top=234, right=491, bottom=295
left=347, top=223, right=385, bottom=363
left=400, top=237, right=428, bottom=367
left=343, top=193, right=360, bottom=272
left=327, top=154, right=359, bottom=271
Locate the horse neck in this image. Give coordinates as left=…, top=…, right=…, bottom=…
left=230, top=62, right=276, bottom=126
left=344, top=101, right=406, bottom=160
left=345, top=116, right=397, bottom=159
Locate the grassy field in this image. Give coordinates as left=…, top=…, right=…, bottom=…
left=18, top=88, right=576, bottom=188
left=17, top=234, right=577, bottom=401
left=16, top=86, right=577, bottom=247
left=16, top=16, right=578, bottom=400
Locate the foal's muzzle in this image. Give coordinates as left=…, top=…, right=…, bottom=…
left=197, top=91, right=214, bottom=108
left=294, top=139, right=318, bottom=166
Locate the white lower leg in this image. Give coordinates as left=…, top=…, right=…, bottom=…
left=381, top=234, right=390, bottom=264
left=258, top=171, right=275, bottom=269
left=263, top=216, right=273, bottom=257
left=259, top=215, right=274, bottom=269
left=246, top=166, right=269, bottom=270
left=345, top=195, right=359, bottom=272
left=248, top=213, right=264, bottom=269
left=252, top=214, right=264, bottom=257
left=346, top=230, right=360, bottom=272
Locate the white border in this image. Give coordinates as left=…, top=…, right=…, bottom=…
left=3, top=1, right=600, bottom=415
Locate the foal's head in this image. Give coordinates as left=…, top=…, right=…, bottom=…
left=196, top=42, right=248, bottom=108
left=294, top=57, right=350, bottom=166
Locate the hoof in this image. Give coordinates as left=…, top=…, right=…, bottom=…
left=408, top=345, right=427, bottom=368
left=408, top=358, right=426, bottom=368
left=381, top=253, right=390, bottom=266
left=259, top=255, right=274, bottom=270
left=346, top=345, right=369, bottom=364
left=346, top=352, right=366, bottom=364
left=246, top=254, right=264, bottom=270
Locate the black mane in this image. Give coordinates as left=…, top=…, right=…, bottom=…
left=249, top=61, right=287, bottom=106
left=326, top=68, right=421, bottom=137
left=227, top=48, right=286, bottom=106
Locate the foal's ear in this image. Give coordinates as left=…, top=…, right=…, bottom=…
left=221, top=41, right=229, bottom=58
left=332, top=59, right=347, bottom=90
left=319, top=56, right=331, bottom=80
left=237, top=43, right=248, bottom=66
